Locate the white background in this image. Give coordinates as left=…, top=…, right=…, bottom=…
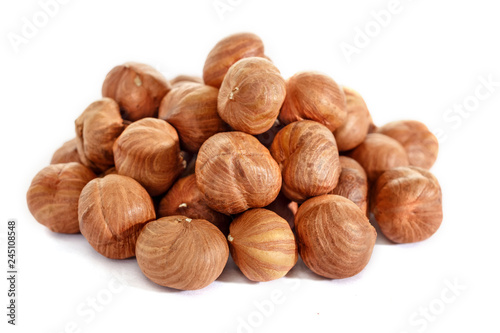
left=1, top=0, right=499, bottom=332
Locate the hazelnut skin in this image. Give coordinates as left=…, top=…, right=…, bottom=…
left=27, top=163, right=96, bottom=234
left=50, top=138, right=82, bottom=165
left=372, top=166, right=443, bottom=243
left=170, top=75, right=203, bottom=88
left=331, top=156, right=369, bottom=215
left=218, top=57, right=286, bottom=135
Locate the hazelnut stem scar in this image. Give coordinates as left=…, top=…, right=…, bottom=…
left=228, top=235, right=234, bottom=242
left=228, top=87, right=239, bottom=100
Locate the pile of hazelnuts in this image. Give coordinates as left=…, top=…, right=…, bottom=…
left=27, top=32, right=442, bottom=291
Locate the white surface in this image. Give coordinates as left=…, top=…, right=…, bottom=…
left=1, top=0, right=500, bottom=332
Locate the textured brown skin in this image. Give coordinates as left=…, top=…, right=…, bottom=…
left=270, top=120, right=341, bottom=202
left=376, top=120, right=439, bottom=169
left=159, top=83, right=229, bottom=152
left=349, top=133, right=409, bottom=183
left=196, top=132, right=282, bottom=215
left=334, top=87, right=371, bottom=151
left=136, top=216, right=229, bottom=290
left=78, top=174, right=156, bottom=259
left=27, top=163, right=96, bottom=234
left=203, top=32, right=265, bottom=88
left=75, top=98, right=125, bottom=172
left=373, top=166, right=443, bottom=243
left=113, top=118, right=185, bottom=196
left=296, top=195, right=376, bottom=279
left=218, top=57, right=286, bottom=135
left=331, top=156, right=368, bottom=215
left=170, top=75, right=203, bottom=88
left=228, top=209, right=298, bottom=282
left=279, top=72, right=347, bottom=132
left=157, top=174, right=231, bottom=236
left=102, top=62, right=170, bottom=121
left=50, top=138, right=82, bottom=165
left=264, top=192, right=298, bottom=230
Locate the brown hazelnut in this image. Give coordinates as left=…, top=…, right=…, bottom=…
left=296, top=195, right=376, bottom=279
left=75, top=98, right=124, bottom=172
left=170, top=74, right=203, bottom=88
left=27, top=163, right=96, bottom=234
left=218, top=57, right=286, bottom=135
left=102, top=62, right=170, bottom=121
left=157, top=174, right=231, bottom=236
left=349, top=133, right=409, bottom=183
left=78, top=174, right=156, bottom=259
left=372, top=166, right=443, bottom=243
left=50, top=138, right=82, bottom=165
left=279, top=72, right=347, bottom=132
left=136, top=215, right=229, bottom=290
left=334, top=87, right=371, bottom=151
left=270, top=120, right=341, bottom=202
left=159, top=83, right=229, bottom=152
left=195, top=131, right=282, bottom=215
left=331, top=156, right=369, bottom=215
left=376, top=120, right=439, bottom=169
left=264, top=192, right=298, bottom=230
left=113, top=118, right=185, bottom=196
left=228, top=209, right=298, bottom=282
left=203, top=32, right=265, bottom=88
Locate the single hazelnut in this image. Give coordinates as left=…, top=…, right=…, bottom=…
left=170, top=74, right=203, bottom=88
left=296, top=195, right=376, bottom=279
left=279, top=72, right=347, bottom=132
left=349, top=133, right=409, bottom=183
left=195, top=131, right=282, bottom=215
left=50, top=138, right=81, bottom=165
left=270, top=120, right=341, bottom=202
left=372, top=166, right=443, bottom=243
left=136, top=215, right=229, bottom=290
left=376, top=120, right=439, bottom=169
left=159, top=83, right=229, bottom=152
left=228, top=209, right=298, bottom=282
left=218, top=57, right=286, bottom=135
left=102, top=62, right=170, bottom=121
left=264, top=192, right=298, bottom=230
left=27, top=162, right=96, bottom=234
left=75, top=98, right=125, bottom=172
left=331, top=156, right=369, bottom=215
left=334, top=87, right=371, bottom=151
left=203, top=32, right=265, bottom=88
left=78, top=174, right=156, bottom=259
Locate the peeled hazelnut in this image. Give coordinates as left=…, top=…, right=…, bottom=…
left=136, top=215, right=229, bottom=290
left=228, top=209, right=298, bottom=282
left=376, top=120, right=439, bottom=169
left=270, top=120, right=341, bottom=202
left=218, top=57, right=286, bottom=135
left=334, top=87, right=371, bottom=151
left=50, top=138, right=81, bottom=165
left=157, top=174, right=231, bottom=236
left=296, top=195, right=376, bottom=279
left=170, top=74, right=203, bottom=88
left=78, top=174, right=156, bottom=259
left=279, top=72, right=347, bottom=132
left=331, top=156, right=369, bottom=215
left=159, top=83, right=229, bottom=152
left=27, top=163, right=96, bottom=234
left=195, top=131, right=282, bottom=215
left=75, top=98, right=124, bottom=172
left=113, top=118, right=184, bottom=196
left=102, top=62, right=170, bottom=121
left=349, top=133, right=409, bottom=183
left=372, top=166, right=443, bottom=243
left=203, top=32, right=265, bottom=88
left=264, top=192, right=298, bottom=230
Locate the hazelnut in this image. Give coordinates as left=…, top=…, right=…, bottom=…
left=296, top=195, right=376, bottom=279
left=264, top=192, right=298, bottom=230
left=170, top=74, right=203, bottom=88
left=136, top=215, right=229, bottom=290
left=75, top=98, right=125, bottom=172
left=113, top=118, right=185, bottom=196
left=349, top=133, right=409, bottom=183
left=78, top=174, right=156, bottom=259
left=218, top=57, right=286, bottom=135
left=372, top=166, right=443, bottom=243
left=270, top=120, right=341, bottom=202
left=203, top=32, right=265, bottom=88
left=331, top=156, right=369, bottom=215
left=159, top=83, right=229, bottom=152
left=279, top=72, right=347, bottom=132
left=27, top=163, right=96, bottom=234
left=195, top=131, right=282, bottom=215
left=228, top=209, right=298, bottom=282
left=157, top=174, right=231, bottom=236
left=376, top=120, right=439, bottom=169
left=334, top=87, right=371, bottom=151
left=50, top=138, right=81, bottom=165
left=102, top=62, right=170, bottom=121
